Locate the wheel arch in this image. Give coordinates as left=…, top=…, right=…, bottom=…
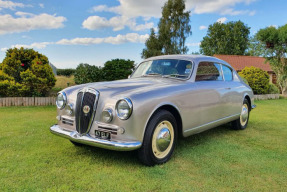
left=145, top=104, right=183, bottom=138
left=243, top=94, right=251, bottom=109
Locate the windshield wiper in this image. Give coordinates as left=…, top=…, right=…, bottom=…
left=162, top=74, right=189, bottom=78
left=141, top=73, right=162, bottom=77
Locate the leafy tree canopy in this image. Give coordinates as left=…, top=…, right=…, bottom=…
left=74, top=59, right=135, bottom=84
left=74, top=63, right=102, bottom=84
left=102, top=59, right=135, bottom=81
left=0, top=47, right=56, bottom=97
left=200, top=21, right=250, bottom=56
left=256, top=25, right=287, bottom=95
left=142, top=0, right=192, bottom=59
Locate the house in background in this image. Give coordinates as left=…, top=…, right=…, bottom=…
left=214, top=55, right=276, bottom=84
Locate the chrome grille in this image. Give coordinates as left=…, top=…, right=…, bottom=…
left=75, top=88, right=99, bottom=134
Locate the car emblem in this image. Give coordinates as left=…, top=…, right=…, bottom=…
left=83, top=105, right=90, bottom=114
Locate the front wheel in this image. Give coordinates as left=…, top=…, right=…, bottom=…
left=231, top=99, right=250, bottom=130
left=138, top=110, right=177, bottom=166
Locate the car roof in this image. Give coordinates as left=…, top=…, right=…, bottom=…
left=143, top=54, right=232, bottom=68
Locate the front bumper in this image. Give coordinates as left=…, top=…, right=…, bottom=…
left=50, top=124, right=142, bottom=151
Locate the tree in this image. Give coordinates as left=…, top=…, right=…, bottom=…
left=256, top=25, right=287, bottom=95
left=74, top=63, right=102, bottom=84
left=141, top=29, right=163, bottom=59
left=142, top=0, right=192, bottom=59
left=200, top=21, right=250, bottom=56
left=246, top=36, right=266, bottom=56
left=102, top=59, right=135, bottom=81
left=0, top=47, right=56, bottom=96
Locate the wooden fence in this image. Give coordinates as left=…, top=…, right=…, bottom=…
left=0, top=97, right=56, bottom=107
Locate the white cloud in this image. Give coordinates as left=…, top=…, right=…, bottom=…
left=11, top=42, right=51, bottom=49
left=86, top=0, right=256, bottom=32
left=57, top=33, right=149, bottom=45
left=0, top=0, right=25, bottom=10
left=199, top=25, right=207, bottom=30
left=186, top=42, right=201, bottom=46
left=1, top=47, right=8, bottom=52
left=188, top=0, right=257, bottom=15
left=1, top=33, right=149, bottom=51
left=217, top=17, right=228, bottom=23
left=39, top=3, right=44, bottom=8
left=82, top=15, right=153, bottom=31
left=91, top=0, right=257, bottom=19
left=220, top=8, right=255, bottom=16
left=0, top=12, right=67, bottom=35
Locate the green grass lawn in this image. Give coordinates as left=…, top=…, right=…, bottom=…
left=0, top=99, right=286, bottom=191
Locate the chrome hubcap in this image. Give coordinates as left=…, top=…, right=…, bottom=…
left=240, top=104, right=249, bottom=126
left=152, top=121, right=174, bottom=159
left=156, top=128, right=171, bottom=152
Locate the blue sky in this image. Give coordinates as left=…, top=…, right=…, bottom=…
left=0, top=0, right=286, bottom=69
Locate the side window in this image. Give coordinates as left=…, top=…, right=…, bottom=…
left=195, top=62, right=223, bottom=81
left=222, top=65, right=233, bottom=81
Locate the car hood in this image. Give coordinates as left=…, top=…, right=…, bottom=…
left=64, top=77, right=188, bottom=101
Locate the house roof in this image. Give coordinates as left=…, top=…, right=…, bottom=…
left=214, top=54, right=273, bottom=72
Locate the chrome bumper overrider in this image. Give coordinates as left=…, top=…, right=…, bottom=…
left=50, top=124, right=142, bottom=151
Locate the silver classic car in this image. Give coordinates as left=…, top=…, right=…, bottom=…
left=50, top=55, right=256, bottom=166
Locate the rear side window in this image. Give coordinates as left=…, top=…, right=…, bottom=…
left=222, top=65, right=233, bottom=81
left=195, top=62, right=223, bottom=81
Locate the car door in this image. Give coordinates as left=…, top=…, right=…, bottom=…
left=194, top=62, right=226, bottom=126
left=220, top=64, right=243, bottom=117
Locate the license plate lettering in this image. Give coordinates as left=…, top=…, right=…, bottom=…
left=95, top=130, right=110, bottom=140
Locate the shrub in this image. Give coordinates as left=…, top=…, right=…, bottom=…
left=56, top=68, right=75, bottom=77
left=102, top=59, right=135, bottom=81
left=239, top=76, right=249, bottom=85
left=238, top=66, right=270, bottom=94
left=0, top=80, right=25, bottom=97
left=0, top=47, right=56, bottom=97
left=269, top=83, right=280, bottom=94
left=74, top=63, right=102, bottom=84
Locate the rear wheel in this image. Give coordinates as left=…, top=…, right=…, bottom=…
left=232, top=99, right=250, bottom=130
left=138, top=110, right=177, bottom=166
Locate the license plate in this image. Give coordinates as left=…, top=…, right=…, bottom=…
left=95, top=130, right=111, bottom=140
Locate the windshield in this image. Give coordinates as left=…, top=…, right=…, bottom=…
left=131, top=59, right=193, bottom=79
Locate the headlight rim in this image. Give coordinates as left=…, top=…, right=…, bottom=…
left=56, top=92, right=67, bottom=110
left=116, top=98, right=133, bottom=120
left=102, top=108, right=114, bottom=123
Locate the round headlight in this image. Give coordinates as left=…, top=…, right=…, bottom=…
left=102, top=108, right=113, bottom=123
left=116, top=98, right=133, bottom=120
left=56, top=92, right=67, bottom=109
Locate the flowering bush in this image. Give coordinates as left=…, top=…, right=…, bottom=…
left=0, top=47, right=56, bottom=97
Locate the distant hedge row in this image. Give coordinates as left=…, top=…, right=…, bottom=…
left=56, top=68, right=75, bottom=77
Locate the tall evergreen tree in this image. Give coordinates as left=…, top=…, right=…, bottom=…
left=142, top=0, right=191, bottom=59
left=141, top=29, right=163, bottom=59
